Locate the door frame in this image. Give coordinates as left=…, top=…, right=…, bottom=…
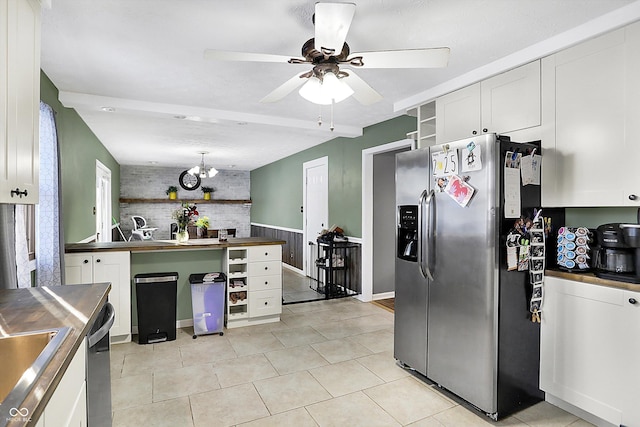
left=302, top=156, right=328, bottom=276
left=95, top=160, right=112, bottom=242
left=360, top=139, right=415, bottom=302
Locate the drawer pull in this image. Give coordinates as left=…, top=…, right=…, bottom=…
left=629, top=194, right=638, bottom=201
left=264, top=281, right=268, bottom=285
left=630, top=298, right=637, bottom=305
left=264, top=302, right=268, bottom=306
left=264, top=252, right=268, bottom=256
left=264, top=267, right=268, bottom=270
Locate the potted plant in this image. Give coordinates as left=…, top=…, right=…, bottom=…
left=201, top=186, right=214, bottom=200
left=166, top=185, right=178, bottom=200
left=195, top=216, right=210, bottom=238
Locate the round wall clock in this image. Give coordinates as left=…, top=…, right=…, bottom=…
left=179, top=170, right=201, bottom=191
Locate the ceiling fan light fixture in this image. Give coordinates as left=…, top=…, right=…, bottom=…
left=298, top=73, right=353, bottom=105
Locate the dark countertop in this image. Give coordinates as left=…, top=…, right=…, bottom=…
left=546, top=269, right=640, bottom=292
left=0, top=283, right=110, bottom=426
left=65, top=237, right=286, bottom=253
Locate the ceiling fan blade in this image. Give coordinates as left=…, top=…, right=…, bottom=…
left=351, top=47, right=450, bottom=69
left=314, top=2, right=356, bottom=55
left=342, top=70, right=382, bottom=106
left=204, top=49, right=306, bottom=64
left=260, top=71, right=309, bottom=103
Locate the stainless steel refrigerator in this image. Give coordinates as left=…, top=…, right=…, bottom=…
left=394, top=133, right=543, bottom=420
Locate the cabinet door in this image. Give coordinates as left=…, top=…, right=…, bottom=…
left=541, top=28, right=626, bottom=206
left=622, top=289, right=640, bottom=426
left=92, top=251, right=131, bottom=340
left=481, top=61, right=540, bottom=135
left=0, top=0, right=40, bottom=204
left=540, top=277, right=625, bottom=425
left=44, top=339, right=87, bottom=426
left=435, top=83, right=481, bottom=143
left=64, top=254, right=94, bottom=285
left=623, top=21, right=640, bottom=206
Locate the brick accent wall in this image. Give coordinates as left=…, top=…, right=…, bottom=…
left=119, top=165, right=250, bottom=240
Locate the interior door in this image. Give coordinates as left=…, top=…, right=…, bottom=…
left=303, top=157, right=328, bottom=277
left=95, top=161, right=112, bottom=242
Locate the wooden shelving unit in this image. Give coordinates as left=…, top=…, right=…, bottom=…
left=119, top=198, right=251, bottom=204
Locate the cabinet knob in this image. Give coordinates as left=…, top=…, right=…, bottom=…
left=482, top=128, right=488, bottom=133
left=472, top=130, right=477, bottom=135
left=629, top=194, right=638, bottom=201
left=264, top=302, right=268, bottom=306
left=83, top=259, right=89, bottom=264
left=264, top=266, right=268, bottom=270
left=264, top=252, right=268, bottom=256
left=630, top=298, right=637, bottom=305
left=96, top=259, right=101, bottom=263
left=264, top=281, right=268, bottom=285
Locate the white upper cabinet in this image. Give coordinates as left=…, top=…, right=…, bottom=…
left=0, top=0, right=40, bottom=204
left=436, top=61, right=541, bottom=143
left=542, top=22, right=640, bottom=207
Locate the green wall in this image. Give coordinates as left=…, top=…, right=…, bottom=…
left=40, top=72, right=121, bottom=243
left=130, top=251, right=224, bottom=325
left=250, top=115, right=416, bottom=237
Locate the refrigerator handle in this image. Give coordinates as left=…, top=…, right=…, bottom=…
left=418, top=189, right=432, bottom=280
left=424, top=189, right=435, bottom=280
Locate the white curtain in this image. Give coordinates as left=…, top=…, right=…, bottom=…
left=15, top=205, right=31, bottom=288
left=36, top=102, right=63, bottom=287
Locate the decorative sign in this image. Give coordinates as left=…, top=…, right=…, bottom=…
left=432, top=148, right=459, bottom=177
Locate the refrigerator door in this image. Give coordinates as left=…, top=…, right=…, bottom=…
left=426, top=134, right=499, bottom=413
left=394, top=148, right=430, bottom=376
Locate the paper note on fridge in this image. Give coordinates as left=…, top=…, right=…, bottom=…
left=432, top=149, right=459, bottom=177
left=461, top=144, right=482, bottom=172
left=444, top=175, right=475, bottom=207
left=504, top=167, right=521, bottom=218
left=520, top=154, right=541, bottom=186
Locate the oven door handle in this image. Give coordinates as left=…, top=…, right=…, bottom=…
left=88, top=302, right=115, bottom=348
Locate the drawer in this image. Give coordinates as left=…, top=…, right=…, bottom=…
left=248, top=274, right=281, bottom=292
left=249, top=245, right=282, bottom=262
left=249, top=289, right=282, bottom=317
left=249, top=260, right=281, bottom=277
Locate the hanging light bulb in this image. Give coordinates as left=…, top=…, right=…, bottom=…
left=299, top=72, right=353, bottom=105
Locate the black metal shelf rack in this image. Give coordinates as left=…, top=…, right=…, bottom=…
left=313, top=239, right=359, bottom=299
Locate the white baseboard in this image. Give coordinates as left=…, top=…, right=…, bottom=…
left=372, top=291, right=395, bottom=300
left=282, top=263, right=304, bottom=275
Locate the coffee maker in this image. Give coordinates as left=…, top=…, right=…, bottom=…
left=594, top=223, right=640, bottom=283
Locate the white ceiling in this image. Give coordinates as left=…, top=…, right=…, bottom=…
left=40, top=0, right=638, bottom=171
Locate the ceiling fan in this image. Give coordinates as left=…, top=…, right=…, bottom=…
left=204, top=2, right=450, bottom=106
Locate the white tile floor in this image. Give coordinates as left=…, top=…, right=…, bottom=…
left=110, top=295, right=594, bottom=427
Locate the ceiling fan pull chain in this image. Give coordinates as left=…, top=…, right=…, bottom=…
left=318, top=105, right=323, bottom=127
left=330, top=100, right=335, bottom=132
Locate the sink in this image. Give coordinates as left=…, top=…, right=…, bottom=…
left=0, top=327, right=71, bottom=409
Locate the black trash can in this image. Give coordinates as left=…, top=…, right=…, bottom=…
left=134, top=272, right=178, bottom=344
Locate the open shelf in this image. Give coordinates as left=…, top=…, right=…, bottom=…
left=119, top=198, right=251, bottom=204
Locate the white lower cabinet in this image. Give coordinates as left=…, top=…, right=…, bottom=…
left=225, top=245, right=282, bottom=328
left=540, top=276, right=640, bottom=426
left=64, top=251, right=131, bottom=342
left=39, top=339, right=87, bottom=427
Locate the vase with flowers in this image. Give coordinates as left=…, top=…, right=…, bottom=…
left=172, top=202, right=199, bottom=242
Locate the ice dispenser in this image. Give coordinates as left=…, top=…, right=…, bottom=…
left=398, top=205, right=418, bottom=261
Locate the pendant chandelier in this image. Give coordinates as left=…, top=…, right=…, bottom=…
left=188, top=152, right=218, bottom=178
